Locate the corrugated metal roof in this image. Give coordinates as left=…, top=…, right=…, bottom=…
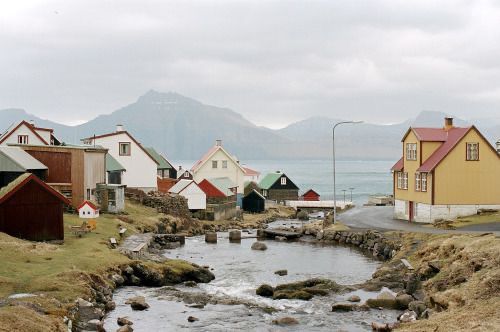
left=391, top=157, right=404, bottom=171
left=258, top=172, right=283, bottom=190
left=208, top=177, right=237, bottom=196
left=144, top=147, right=174, bottom=170
left=243, top=167, right=260, bottom=176
left=198, top=179, right=226, bottom=198
left=106, top=154, right=125, bottom=172
left=0, top=146, right=48, bottom=171
left=169, top=179, right=193, bottom=194
left=418, top=127, right=471, bottom=172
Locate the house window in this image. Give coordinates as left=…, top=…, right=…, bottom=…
left=406, top=143, right=417, bottom=161
left=184, top=171, right=189, bottom=177
left=281, top=177, right=287, bottom=185
left=17, top=135, right=29, bottom=144
left=415, top=173, right=421, bottom=191
left=262, top=189, right=268, bottom=197
left=466, top=143, right=479, bottom=161
left=402, top=172, right=408, bottom=190
left=87, top=189, right=91, bottom=200
left=108, top=189, right=116, bottom=207
left=421, top=173, right=428, bottom=192
left=222, top=160, right=228, bottom=169
left=397, top=172, right=403, bottom=189
left=119, top=142, right=131, bottom=156
left=212, top=160, right=218, bottom=168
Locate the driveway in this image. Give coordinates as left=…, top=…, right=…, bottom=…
left=339, top=205, right=500, bottom=235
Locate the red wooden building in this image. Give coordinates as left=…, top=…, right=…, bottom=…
left=301, top=189, right=320, bottom=201
left=0, top=173, right=70, bottom=241
left=198, top=179, right=227, bottom=204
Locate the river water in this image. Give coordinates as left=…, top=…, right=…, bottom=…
left=104, top=226, right=399, bottom=331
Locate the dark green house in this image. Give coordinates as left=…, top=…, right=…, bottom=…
left=259, top=171, right=299, bottom=202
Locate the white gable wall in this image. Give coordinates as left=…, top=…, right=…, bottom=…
left=34, top=129, right=52, bottom=144
left=180, top=183, right=206, bottom=210
left=91, top=133, right=157, bottom=191
left=192, top=149, right=245, bottom=194
left=1, top=124, right=47, bottom=146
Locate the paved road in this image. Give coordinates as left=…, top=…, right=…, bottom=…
left=339, top=206, right=500, bottom=235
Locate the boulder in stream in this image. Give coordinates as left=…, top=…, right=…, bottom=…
left=187, top=316, right=199, bottom=322
left=117, top=317, right=133, bottom=326
left=251, top=242, right=268, bottom=251
left=117, top=325, right=134, bottom=332
left=347, top=295, right=361, bottom=302
left=256, top=284, right=274, bottom=297
left=125, top=296, right=150, bottom=311
left=274, top=269, right=288, bottom=276
left=272, top=317, right=299, bottom=326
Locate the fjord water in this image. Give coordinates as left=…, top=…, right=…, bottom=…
left=104, top=231, right=399, bottom=331
left=176, top=160, right=394, bottom=204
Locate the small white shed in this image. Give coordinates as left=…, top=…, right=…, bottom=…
left=78, top=201, right=100, bottom=219
left=169, top=180, right=206, bottom=210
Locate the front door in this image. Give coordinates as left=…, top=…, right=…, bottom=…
left=408, top=201, right=414, bottom=222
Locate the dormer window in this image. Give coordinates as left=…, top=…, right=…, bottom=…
left=119, top=142, right=131, bottom=156
left=184, top=171, right=189, bottom=177
left=466, top=143, right=479, bottom=161
left=406, top=143, right=417, bottom=160
left=17, top=135, right=29, bottom=144
left=281, top=177, right=287, bottom=185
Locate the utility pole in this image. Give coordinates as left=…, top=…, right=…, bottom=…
left=349, top=187, right=354, bottom=204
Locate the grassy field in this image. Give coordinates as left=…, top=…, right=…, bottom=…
left=0, top=200, right=168, bottom=331
left=451, top=211, right=500, bottom=228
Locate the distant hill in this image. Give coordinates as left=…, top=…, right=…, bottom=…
left=0, top=91, right=498, bottom=161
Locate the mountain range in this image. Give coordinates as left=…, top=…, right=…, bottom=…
left=0, top=90, right=499, bottom=161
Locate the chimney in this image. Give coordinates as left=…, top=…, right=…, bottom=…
left=29, top=120, right=35, bottom=127
left=116, top=124, right=124, bottom=132
left=496, top=140, right=500, bottom=154
left=444, top=117, right=454, bottom=131
left=216, top=139, right=222, bottom=147
left=178, top=166, right=182, bottom=171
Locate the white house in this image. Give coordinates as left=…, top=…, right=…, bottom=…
left=169, top=179, right=206, bottom=210
left=0, top=120, right=60, bottom=146
left=82, top=125, right=159, bottom=192
left=190, top=140, right=246, bottom=195
left=243, top=166, right=261, bottom=182
left=78, top=201, right=99, bottom=219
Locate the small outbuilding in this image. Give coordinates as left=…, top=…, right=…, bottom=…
left=242, top=189, right=266, bottom=213
left=0, top=173, right=70, bottom=241
left=301, top=189, right=320, bottom=201
left=78, top=200, right=100, bottom=219
left=169, top=179, right=206, bottom=210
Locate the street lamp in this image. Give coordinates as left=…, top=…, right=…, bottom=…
left=342, top=189, right=347, bottom=204
left=331, top=121, right=363, bottom=227
left=349, top=187, right=354, bottom=203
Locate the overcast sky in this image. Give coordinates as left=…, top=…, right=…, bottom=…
left=1, top=1, right=500, bottom=128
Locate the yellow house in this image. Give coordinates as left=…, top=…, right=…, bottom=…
left=391, top=117, right=500, bottom=223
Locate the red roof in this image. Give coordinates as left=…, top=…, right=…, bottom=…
left=417, top=127, right=471, bottom=172
left=391, top=157, right=404, bottom=171
left=198, top=179, right=227, bottom=198
left=408, top=128, right=449, bottom=142
left=243, top=167, right=260, bottom=176
left=77, top=200, right=98, bottom=212
left=0, top=173, right=70, bottom=205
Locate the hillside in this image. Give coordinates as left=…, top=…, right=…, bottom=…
left=0, top=92, right=498, bottom=160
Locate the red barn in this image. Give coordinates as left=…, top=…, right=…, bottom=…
left=0, top=173, right=70, bottom=241
left=198, top=179, right=227, bottom=204
left=301, top=189, right=320, bottom=201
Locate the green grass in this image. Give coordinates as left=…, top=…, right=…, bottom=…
left=452, top=212, right=500, bottom=228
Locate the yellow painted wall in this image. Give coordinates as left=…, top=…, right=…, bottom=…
left=422, top=141, right=441, bottom=162
left=434, top=129, right=500, bottom=205
left=394, top=130, right=433, bottom=204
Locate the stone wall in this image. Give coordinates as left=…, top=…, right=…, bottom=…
left=320, top=229, right=401, bottom=260
left=125, top=188, right=191, bottom=219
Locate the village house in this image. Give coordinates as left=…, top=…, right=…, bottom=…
left=190, top=140, right=246, bottom=197
left=198, top=179, right=228, bottom=204
left=244, top=181, right=261, bottom=196
left=259, top=171, right=299, bottom=202
left=177, top=167, right=193, bottom=180
left=82, top=125, right=159, bottom=192
left=0, top=120, right=61, bottom=146
left=243, top=166, right=260, bottom=182
left=168, top=179, right=206, bottom=211
left=242, top=189, right=266, bottom=213
left=391, top=117, right=500, bottom=223
left=301, top=189, right=320, bottom=201
left=145, top=147, right=177, bottom=179
left=0, top=146, right=48, bottom=186
left=0, top=173, right=70, bottom=241
left=12, top=144, right=107, bottom=209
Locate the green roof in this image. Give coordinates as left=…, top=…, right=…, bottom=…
left=258, top=172, right=284, bottom=190
left=208, top=177, right=237, bottom=196
left=106, top=154, right=125, bottom=172
left=0, top=173, right=31, bottom=201
left=145, top=147, right=173, bottom=170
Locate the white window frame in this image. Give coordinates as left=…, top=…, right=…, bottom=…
left=119, top=142, right=131, bottom=156
left=415, top=173, right=421, bottom=191
left=212, top=160, right=218, bottom=169
left=280, top=177, right=287, bottom=185
left=222, top=160, right=228, bottom=169
left=403, top=172, right=408, bottom=190
left=262, top=189, right=268, bottom=197
left=397, top=172, right=403, bottom=189
left=406, top=143, right=417, bottom=161
left=17, top=135, right=29, bottom=144
left=466, top=142, right=479, bottom=161
left=421, top=173, right=428, bottom=192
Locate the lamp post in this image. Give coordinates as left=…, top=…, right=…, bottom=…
left=331, top=121, right=363, bottom=228
left=342, top=189, right=347, bottom=204
left=349, top=187, right=354, bottom=204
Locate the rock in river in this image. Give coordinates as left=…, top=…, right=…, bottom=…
left=187, top=316, right=199, bottom=322
left=117, top=317, right=133, bottom=326
left=117, top=325, right=133, bottom=332
left=125, top=296, right=150, bottom=311
left=251, top=241, right=268, bottom=251
left=272, top=317, right=299, bottom=326
left=256, top=284, right=274, bottom=297
left=274, top=269, right=288, bottom=276
left=347, top=295, right=361, bottom=302
left=331, top=302, right=357, bottom=312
